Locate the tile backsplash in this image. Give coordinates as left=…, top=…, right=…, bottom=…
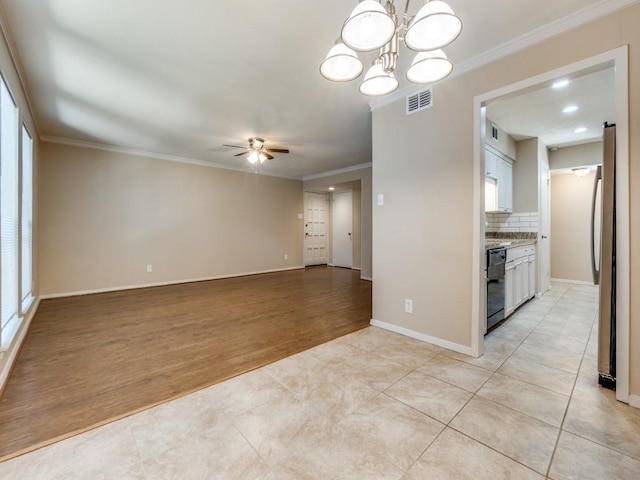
left=486, top=212, right=539, bottom=234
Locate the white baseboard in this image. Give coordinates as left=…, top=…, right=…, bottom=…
left=551, top=278, right=595, bottom=286
left=1, top=297, right=41, bottom=393
left=360, top=276, right=372, bottom=282
left=370, top=319, right=472, bottom=356
left=40, top=266, right=305, bottom=299
left=352, top=267, right=361, bottom=271
left=629, top=394, right=640, bottom=409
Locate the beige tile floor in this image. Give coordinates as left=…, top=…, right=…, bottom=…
left=1, top=282, right=639, bottom=479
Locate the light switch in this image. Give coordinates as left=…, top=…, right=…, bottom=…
left=377, top=193, right=384, bottom=206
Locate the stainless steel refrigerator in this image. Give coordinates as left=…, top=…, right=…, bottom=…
left=591, top=122, right=616, bottom=390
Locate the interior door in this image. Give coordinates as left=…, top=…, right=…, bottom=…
left=304, top=192, right=328, bottom=266
left=332, top=190, right=353, bottom=268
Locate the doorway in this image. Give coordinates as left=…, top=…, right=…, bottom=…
left=332, top=190, right=353, bottom=268
left=472, top=47, right=630, bottom=403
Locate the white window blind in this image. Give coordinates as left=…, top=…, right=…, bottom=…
left=21, top=125, right=33, bottom=311
left=1, top=79, right=19, bottom=332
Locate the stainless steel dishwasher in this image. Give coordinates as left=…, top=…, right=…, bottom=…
left=486, top=247, right=507, bottom=332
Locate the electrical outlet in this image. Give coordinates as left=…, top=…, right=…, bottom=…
left=284, top=254, right=288, bottom=260
left=146, top=264, right=153, bottom=273
left=404, top=299, right=413, bottom=314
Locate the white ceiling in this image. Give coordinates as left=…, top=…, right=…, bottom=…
left=486, top=67, right=615, bottom=149
left=0, top=0, right=626, bottom=178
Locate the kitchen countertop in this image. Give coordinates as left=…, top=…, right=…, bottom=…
left=485, top=238, right=537, bottom=250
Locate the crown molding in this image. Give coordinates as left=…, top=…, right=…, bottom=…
left=40, top=135, right=301, bottom=180
left=302, top=162, right=372, bottom=181
left=368, top=0, right=639, bottom=112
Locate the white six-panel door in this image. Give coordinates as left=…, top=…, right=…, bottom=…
left=304, top=192, right=328, bottom=266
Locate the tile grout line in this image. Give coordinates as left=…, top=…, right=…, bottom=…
left=543, top=284, right=598, bottom=479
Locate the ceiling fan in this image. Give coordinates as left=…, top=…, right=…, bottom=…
left=223, top=137, right=290, bottom=164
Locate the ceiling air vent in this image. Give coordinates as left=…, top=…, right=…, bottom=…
left=406, top=88, right=432, bottom=115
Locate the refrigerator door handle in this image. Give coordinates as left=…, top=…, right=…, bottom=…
left=591, top=165, right=602, bottom=285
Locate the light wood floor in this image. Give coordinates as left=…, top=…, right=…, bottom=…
left=0, top=266, right=371, bottom=461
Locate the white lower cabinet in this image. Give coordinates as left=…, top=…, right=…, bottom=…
left=528, top=255, right=536, bottom=298
left=505, top=262, right=515, bottom=316
left=504, top=245, right=536, bottom=319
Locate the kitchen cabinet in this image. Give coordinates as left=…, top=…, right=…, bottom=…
left=485, top=148, right=513, bottom=212
left=497, top=158, right=513, bottom=212
left=505, top=261, right=515, bottom=316
left=528, top=254, right=536, bottom=298
left=504, top=245, right=536, bottom=318
left=485, top=149, right=497, bottom=177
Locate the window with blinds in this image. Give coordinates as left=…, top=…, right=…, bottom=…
left=1, top=78, right=19, bottom=334
left=21, top=125, right=33, bottom=312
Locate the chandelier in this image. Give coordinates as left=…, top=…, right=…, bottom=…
left=320, top=0, right=462, bottom=96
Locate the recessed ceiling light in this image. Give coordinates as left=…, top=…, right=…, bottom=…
left=574, top=127, right=588, bottom=133
left=329, top=187, right=335, bottom=191
left=563, top=105, right=579, bottom=113
left=572, top=167, right=592, bottom=177
left=552, top=79, right=570, bottom=89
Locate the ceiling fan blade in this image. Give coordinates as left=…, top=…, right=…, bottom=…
left=266, top=148, right=289, bottom=153
left=223, top=144, right=246, bottom=149
left=264, top=152, right=274, bottom=160
left=233, top=151, right=250, bottom=157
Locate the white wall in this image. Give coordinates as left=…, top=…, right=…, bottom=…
left=514, top=138, right=540, bottom=213
left=551, top=171, right=597, bottom=283
left=371, top=2, right=640, bottom=399
left=39, top=142, right=304, bottom=296
left=549, top=141, right=602, bottom=170
left=485, top=117, right=517, bottom=159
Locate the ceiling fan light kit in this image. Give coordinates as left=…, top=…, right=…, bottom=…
left=224, top=137, right=289, bottom=165
left=320, top=0, right=462, bottom=96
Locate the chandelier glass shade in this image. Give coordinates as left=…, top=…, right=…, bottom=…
left=320, top=42, right=364, bottom=81
left=359, top=60, right=399, bottom=96
left=341, top=0, right=397, bottom=51
left=320, top=0, right=462, bottom=96
left=404, top=1, right=462, bottom=51
left=406, top=49, right=452, bottom=84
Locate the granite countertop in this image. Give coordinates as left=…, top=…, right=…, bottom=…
left=485, top=238, right=537, bottom=250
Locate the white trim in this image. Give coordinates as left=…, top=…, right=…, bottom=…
left=40, top=136, right=300, bottom=180
left=352, top=267, right=361, bottom=271
left=550, top=278, right=595, bottom=286
left=0, top=297, right=40, bottom=392
left=370, top=319, right=472, bottom=356
left=471, top=101, right=484, bottom=358
left=629, top=395, right=640, bottom=409
left=472, top=46, right=630, bottom=404
left=39, top=266, right=305, bottom=300
left=369, top=0, right=639, bottom=112
left=0, top=315, right=20, bottom=352
left=360, top=276, right=372, bottom=282
left=302, top=163, right=372, bottom=181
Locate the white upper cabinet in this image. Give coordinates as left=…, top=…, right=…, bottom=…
left=497, top=156, right=513, bottom=212
left=485, top=147, right=513, bottom=212
left=485, top=149, right=497, bottom=177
